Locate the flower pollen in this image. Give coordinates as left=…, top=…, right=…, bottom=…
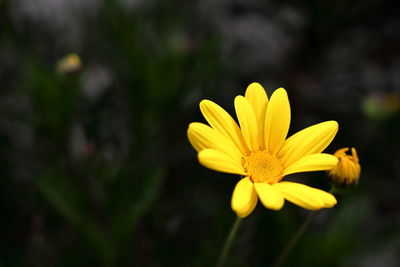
left=243, top=150, right=283, bottom=184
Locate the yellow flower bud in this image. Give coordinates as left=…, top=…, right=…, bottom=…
left=57, top=54, right=82, bottom=73
left=329, top=147, right=361, bottom=187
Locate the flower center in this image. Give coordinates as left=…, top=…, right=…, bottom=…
left=243, top=150, right=284, bottom=184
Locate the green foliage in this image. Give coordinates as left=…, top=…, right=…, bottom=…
left=1, top=0, right=399, bottom=266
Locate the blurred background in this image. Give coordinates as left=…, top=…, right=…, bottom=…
left=1, top=0, right=400, bottom=266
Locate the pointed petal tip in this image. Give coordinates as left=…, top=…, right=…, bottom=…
left=249, top=82, right=262, bottom=86
left=327, top=120, right=339, bottom=130
left=234, top=95, right=245, bottom=103
left=245, top=82, right=267, bottom=95
left=325, top=193, right=337, bottom=207
left=199, top=99, right=221, bottom=111
left=275, top=87, right=287, bottom=94
left=246, top=82, right=265, bottom=91
left=325, top=201, right=337, bottom=208
left=322, top=121, right=339, bottom=137
left=269, top=87, right=289, bottom=106
left=187, top=122, right=199, bottom=130
left=187, top=122, right=206, bottom=138
left=199, top=99, right=210, bottom=108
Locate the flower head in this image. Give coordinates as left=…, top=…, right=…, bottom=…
left=329, top=147, right=361, bottom=187
left=188, top=83, right=339, bottom=218
left=57, top=53, right=82, bottom=73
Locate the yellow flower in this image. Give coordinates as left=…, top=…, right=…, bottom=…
left=329, top=147, right=361, bottom=187
left=57, top=54, right=82, bottom=73
left=188, top=83, right=339, bottom=218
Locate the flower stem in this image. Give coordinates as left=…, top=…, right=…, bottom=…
left=272, top=211, right=319, bottom=267
left=216, top=216, right=242, bottom=267
left=272, top=188, right=336, bottom=267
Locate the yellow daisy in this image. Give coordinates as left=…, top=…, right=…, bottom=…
left=188, top=83, right=339, bottom=218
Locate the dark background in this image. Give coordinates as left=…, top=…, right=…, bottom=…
left=1, top=0, right=400, bottom=266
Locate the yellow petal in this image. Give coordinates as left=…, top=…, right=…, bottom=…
left=254, top=182, right=284, bottom=210
left=351, top=147, right=359, bottom=163
left=283, top=153, right=338, bottom=176
left=231, top=177, right=258, bottom=218
left=187, top=123, right=208, bottom=152
left=316, top=189, right=337, bottom=207
left=278, top=121, right=338, bottom=167
left=245, top=83, right=268, bottom=150
left=200, top=100, right=250, bottom=156
left=187, top=122, right=243, bottom=161
left=264, top=88, right=291, bottom=155
left=272, top=182, right=336, bottom=210
left=198, top=149, right=245, bottom=175
left=234, top=96, right=259, bottom=152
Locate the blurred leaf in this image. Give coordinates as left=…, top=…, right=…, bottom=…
left=38, top=176, right=81, bottom=225
left=37, top=166, right=113, bottom=266
left=111, top=165, right=165, bottom=240
left=292, top=193, right=372, bottom=266
left=18, top=58, right=80, bottom=144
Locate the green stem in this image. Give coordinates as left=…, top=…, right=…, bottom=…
left=272, top=188, right=335, bottom=267
left=272, top=211, right=319, bottom=267
left=216, top=217, right=242, bottom=267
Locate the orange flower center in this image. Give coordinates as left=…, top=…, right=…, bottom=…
left=243, top=150, right=283, bottom=184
